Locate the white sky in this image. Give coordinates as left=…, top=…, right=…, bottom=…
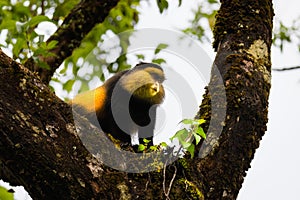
left=2, top=0, right=300, bottom=199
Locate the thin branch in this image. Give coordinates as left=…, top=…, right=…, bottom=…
left=272, top=66, right=300, bottom=71
left=167, top=166, right=177, bottom=196
left=24, top=0, right=120, bottom=84
left=163, top=160, right=177, bottom=200
left=162, top=160, right=168, bottom=199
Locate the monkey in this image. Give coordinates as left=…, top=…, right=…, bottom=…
left=71, top=62, right=165, bottom=147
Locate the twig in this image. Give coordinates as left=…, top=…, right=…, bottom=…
left=162, top=160, right=168, bottom=200
left=167, top=166, right=177, bottom=196
left=163, top=160, right=177, bottom=200
left=144, top=173, right=151, bottom=191
left=273, top=66, right=300, bottom=71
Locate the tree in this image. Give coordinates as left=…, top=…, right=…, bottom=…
left=0, top=0, right=274, bottom=199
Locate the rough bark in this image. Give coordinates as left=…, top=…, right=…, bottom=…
left=195, top=0, right=274, bottom=199
left=0, top=51, right=100, bottom=199
left=24, top=0, right=120, bottom=84
left=0, top=49, right=193, bottom=199
left=0, top=0, right=274, bottom=199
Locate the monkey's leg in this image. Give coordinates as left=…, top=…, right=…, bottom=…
left=137, top=106, right=157, bottom=146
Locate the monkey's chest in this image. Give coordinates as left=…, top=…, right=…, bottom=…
left=128, top=98, right=153, bottom=127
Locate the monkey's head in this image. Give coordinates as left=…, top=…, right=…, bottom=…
left=119, top=63, right=165, bottom=105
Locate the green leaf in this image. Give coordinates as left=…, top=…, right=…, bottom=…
left=156, top=0, right=169, bottom=13
left=196, top=126, right=206, bottom=139
left=0, top=186, right=14, bottom=200
left=154, top=43, right=168, bottom=54
left=143, top=138, right=151, bottom=144
left=180, top=119, right=194, bottom=125
left=38, top=35, right=45, bottom=43
left=0, top=19, right=16, bottom=31
left=197, top=119, right=206, bottom=125
left=12, top=37, right=26, bottom=57
left=36, top=60, right=51, bottom=70
left=33, top=45, right=56, bottom=58
left=46, top=40, right=58, bottom=50
left=108, top=54, right=128, bottom=73
left=100, top=73, right=106, bottom=82
left=178, top=0, right=182, bottom=6
left=187, top=144, right=195, bottom=158
left=150, top=146, right=158, bottom=151
left=136, top=54, right=145, bottom=60
left=171, top=128, right=193, bottom=149
left=160, top=142, right=168, bottom=147
left=63, top=79, right=75, bottom=92
left=0, top=0, right=10, bottom=7
left=208, top=0, right=219, bottom=3
left=51, top=77, right=60, bottom=83
left=170, top=128, right=188, bottom=141
left=53, top=0, right=79, bottom=21
left=138, top=144, right=146, bottom=152
left=193, top=132, right=201, bottom=145
left=26, top=15, right=51, bottom=28
left=180, top=140, right=192, bottom=149
left=152, top=58, right=166, bottom=65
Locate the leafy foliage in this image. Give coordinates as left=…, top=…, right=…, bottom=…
left=156, top=0, right=183, bottom=13
left=151, top=43, right=168, bottom=65
left=273, top=19, right=300, bottom=52
left=171, top=119, right=206, bottom=158
left=182, top=1, right=219, bottom=42
left=0, top=0, right=79, bottom=63
left=132, top=43, right=168, bottom=65
left=0, top=0, right=140, bottom=97
left=183, top=1, right=300, bottom=55
left=52, top=0, right=140, bottom=97
left=156, top=0, right=169, bottom=13
left=138, top=138, right=168, bottom=153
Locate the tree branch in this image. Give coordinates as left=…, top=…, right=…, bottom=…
left=195, top=0, right=274, bottom=199
left=0, top=49, right=126, bottom=199
left=24, top=0, right=120, bottom=84
left=0, top=49, right=198, bottom=199
left=0, top=0, right=274, bottom=199
left=272, top=66, right=300, bottom=71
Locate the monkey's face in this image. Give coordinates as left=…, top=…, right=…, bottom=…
left=119, top=64, right=165, bottom=104
left=132, top=81, right=165, bottom=104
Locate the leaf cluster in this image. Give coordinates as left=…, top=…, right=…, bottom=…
left=182, top=0, right=219, bottom=42
left=135, top=43, right=169, bottom=66
left=156, top=0, right=182, bottom=13
left=53, top=0, right=140, bottom=96
left=137, top=138, right=168, bottom=153
left=0, top=0, right=79, bottom=64
left=273, top=19, right=300, bottom=52
left=171, top=119, right=206, bottom=158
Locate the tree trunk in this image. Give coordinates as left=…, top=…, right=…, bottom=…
left=0, top=0, right=274, bottom=199
left=195, top=0, right=274, bottom=199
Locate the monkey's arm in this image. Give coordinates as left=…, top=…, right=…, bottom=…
left=137, top=106, right=157, bottom=146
